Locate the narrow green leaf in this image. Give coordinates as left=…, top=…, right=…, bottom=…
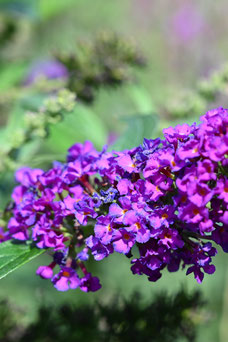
left=0, top=240, right=45, bottom=280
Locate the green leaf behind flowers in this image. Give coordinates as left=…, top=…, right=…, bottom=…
left=44, top=103, right=108, bottom=153
left=112, top=113, right=159, bottom=151
left=0, top=240, right=45, bottom=280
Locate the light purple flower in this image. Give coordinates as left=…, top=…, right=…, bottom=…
left=52, top=267, right=80, bottom=291
left=172, top=4, right=205, bottom=43
left=24, top=59, right=68, bottom=85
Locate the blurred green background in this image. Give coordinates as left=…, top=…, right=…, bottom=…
left=0, top=1, right=228, bottom=341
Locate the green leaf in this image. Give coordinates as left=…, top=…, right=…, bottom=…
left=0, top=240, right=45, bottom=280
left=112, top=114, right=159, bottom=151
left=44, top=103, right=107, bottom=153
left=126, top=85, right=156, bottom=114
left=0, top=62, right=27, bottom=91
left=39, top=0, right=76, bottom=19
left=0, top=103, right=24, bottom=148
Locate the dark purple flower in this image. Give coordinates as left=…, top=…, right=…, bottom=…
left=79, top=273, right=101, bottom=292
left=0, top=227, right=9, bottom=243
left=100, top=187, right=118, bottom=203
left=86, top=236, right=113, bottom=260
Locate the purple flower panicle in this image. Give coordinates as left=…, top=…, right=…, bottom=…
left=3, top=107, right=228, bottom=291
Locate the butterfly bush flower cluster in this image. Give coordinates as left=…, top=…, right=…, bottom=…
left=2, top=107, right=228, bottom=291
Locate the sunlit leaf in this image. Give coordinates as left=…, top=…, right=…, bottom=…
left=0, top=240, right=45, bottom=280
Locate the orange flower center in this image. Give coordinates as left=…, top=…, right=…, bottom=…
left=193, top=208, right=199, bottom=215
left=164, top=233, right=171, bottom=239
left=123, top=233, right=130, bottom=240
left=181, top=195, right=187, bottom=203
left=192, top=148, right=198, bottom=154
left=135, top=222, right=141, bottom=230
left=62, top=271, right=71, bottom=278
left=199, top=188, right=207, bottom=196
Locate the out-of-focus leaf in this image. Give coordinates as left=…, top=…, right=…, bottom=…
left=5, top=104, right=25, bottom=129
left=0, top=0, right=38, bottom=18
left=126, top=85, right=156, bottom=114
left=19, top=93, right=47, bottom=111
left=0, top=103, right=25, bottom=148
left=0, top=62, right=27, bottom=91
left=44, top=103, right=107, bottom=153
left=39, top=0, right=76, bottom=19
left=1, top=93, right=45, bottom=141
left=0, top=240, right=45, bottom=280
left=112, top=114, right=159, bottom=151
left=0, top=172, right=14, bottom=208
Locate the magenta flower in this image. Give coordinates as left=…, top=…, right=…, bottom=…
left=36, top=265, right=54, bottom=279
left=177, top=139, right=200, bottom=160
left=116, top=154, right=138, bottom=173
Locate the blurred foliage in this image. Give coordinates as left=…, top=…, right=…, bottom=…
left=44, top=102, right=107, bottom=155
left=55, top=32, right=146, bottom=104
left=0, top=89, right=76, bottom=174
left=0, top=299, right=22, bottom=342
left=165, top=63, right=228, bottom=119
left=0, top=289, right=206, bottom=342
left=0, top=13, right=17, bottom=52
